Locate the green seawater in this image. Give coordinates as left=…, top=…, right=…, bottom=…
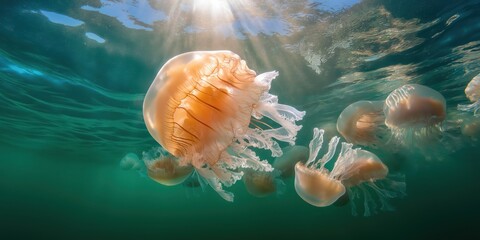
left=1, top=0, right=479, bottom=239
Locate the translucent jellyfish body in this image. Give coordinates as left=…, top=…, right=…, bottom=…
left=119, top=152, right=142, bottom=171
left=273, top=145, right=309, bottom=178
left=330, top=146, right=405, bottom=216
left=243, top=169, right=284, bottom=198
left=337, top=100, right=387, bottom=147
left=338, top=150, right=388, bottom=187
left=143, top=148, right=194, bottom=186
left=295, top=128, right=406, bottom=216
left=461, top=116, right=480, bottom=141
left=294, top=128, right=345, bottom=207
left=384, top=84, right=446, bottom=146
left=143, top=51, right=305, bottom=201
left=458, top=73, right=480, bottom=116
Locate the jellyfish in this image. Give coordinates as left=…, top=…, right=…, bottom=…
left=295, top=128, right=406, bottom=216
left=143, top=51, right=305, bottom=201
left=337, top=100, right=387, bottom=147
left=384, top=84, right=446, bottom=147
left=119, top=152, right=142, bottom=171
left=461, top=116, right=480, bottom=141
left=330, top=146, right=406, bottom=216
left=143, top=147, right=194, bottom=186
left=458, top=73, right=480, bottom=116
left=294, top=128, right=345, bottom=207
left=243, top=169, right=284, bottom=198
left=273, top=145, right=309, bottom=178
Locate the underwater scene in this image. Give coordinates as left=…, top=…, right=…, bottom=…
left=1, top=0, right=480, bottom=239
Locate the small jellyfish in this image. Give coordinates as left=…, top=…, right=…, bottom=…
left=119, top=152, right=142, bottom=171
left=337, top=150, right=388, bottom=187
left=461, top=116, right=480, bottom=141
left=143, top=51, right=305, bottom=201
left=143, top=147, right=194, bottom=186
left=294, top=128, right=345, bottom=207
left=458, top=73, right=480, bottom=116
left=337, top=100, right=387, bottom=147
left=330, top=146, right=406, bottom=216
left=243, top=169, right=284, bottom=198
left=295, top=128, right=406, bottom=216
left=272, top=145, right=309, bottom=178
left=384, top=84, right=446, bottom=146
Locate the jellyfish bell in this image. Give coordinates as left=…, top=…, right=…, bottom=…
left=384, top=84, right=446, bottom=129
left=337, top=100, right=387, bottom=147
left=143, top=50, right=305, bottom=201
left=294, top=162, right=346, bottom=207
left=464, top=73, right=480, bottom=103
left=458, top=73, right=480, bottom=116
left=119, top=152, right=142, bottom=171
left=330, top=143, right=405, bottom=216
left=273, top=145, right=309, bottom=178
left=338, top=150, right=388, bottom=187
left=333, top=191, right=350, bottom=207
left=144, top=154, right=194, bottom=186
left=461, top=116, right=480, bottom=141
left=243, top=169, right=284, bottom=198
left=384, top=84, right=447, bottom=146
left=294, top=128, right=346, bottom=207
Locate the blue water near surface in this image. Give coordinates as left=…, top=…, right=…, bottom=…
left=1, top=0, right=480, bottom=239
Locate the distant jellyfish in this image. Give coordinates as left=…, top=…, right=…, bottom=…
left=458, top=73, right=480, bottom=116
left=243, top=169, right=284, bottom=198
left=294, top=128, right=345, bottom=207
left=119, top=152, right=142, bottom=171
left=295, top=128, right=406, bottom=216
left=384, top=84, right=446, bottom=146
left=461, top=116, right=480, bottom=141
left=330, top=146, right=406, bottom=216
left=143, top=147, right=193, bottom=186
left=143, top=50, right=305, bottom=201
left=273, top=145, right=309, bottom=178
left=337, top=100, right=387, bottom=147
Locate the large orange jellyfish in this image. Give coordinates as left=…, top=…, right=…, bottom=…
left=384, top=84, right=446, bottom=146
left=336, top=100, right=388, bottom=147
left=458, top=73, right=480, bottom=116
left=143, top=51, right=305, bottom=201
left=295, top=128, right=406, bottom=216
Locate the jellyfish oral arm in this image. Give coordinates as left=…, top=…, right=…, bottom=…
left=252, top=92, right=306, bottom=145
left=458, top=100, right=480, bottom=116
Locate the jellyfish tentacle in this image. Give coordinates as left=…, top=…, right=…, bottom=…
left=458, top=100, right=480, bottom=116
left=314, top=136, right=341, bottom=169
left=240, top=128, right=283, bottom=157
left=252, top=92, right=305, bottom=146
left=254, top=71, right=278, bottom=90
left=330, top=142, right=355, bottom=179
left=305, top=128, right=325, bottom=167
left=196, top=166, right=234, bottom=202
